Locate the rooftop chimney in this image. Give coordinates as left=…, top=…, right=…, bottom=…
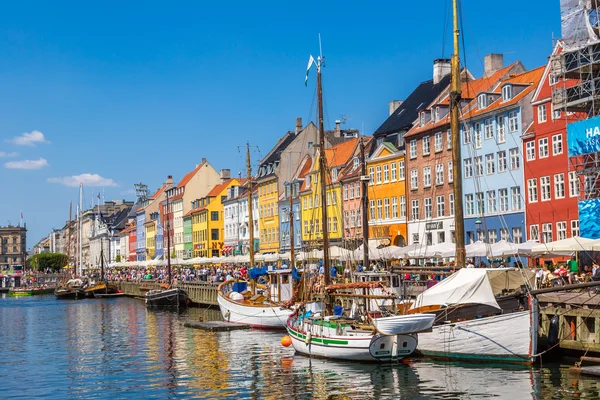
left=389, top=100, right=403, bottom=116
left=295, top=117, right=303, bottom=133
left=201, top=158, right=207, bottom=165
left=335, top=120, right=341, bottom=135
left=433, top=58, right=451, bottom=84
left=484, top=54, right=503, bottom=77
left=220, top=169, right=231, bottom=182
left=165, top=175, right=174, bottom=189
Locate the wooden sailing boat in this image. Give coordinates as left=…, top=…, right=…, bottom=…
left=55, top=201, right=85, bottom=300
left=285, top=42, right=435, bottom=362
left=408, top=0, right=540, bottom=364
left=217, top=143, right=297, bottom=329
left=85, top=237, right=118, bottom=298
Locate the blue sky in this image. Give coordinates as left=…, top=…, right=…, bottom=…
left=0, top=0, right=560, bottom=246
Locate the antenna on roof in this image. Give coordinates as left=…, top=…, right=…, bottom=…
left=134, top=183, right=150, bottom=203
left=340, top=114, right=350, bottom=130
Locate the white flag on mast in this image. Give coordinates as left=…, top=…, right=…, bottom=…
left=305, top=55, right=315, bottom=86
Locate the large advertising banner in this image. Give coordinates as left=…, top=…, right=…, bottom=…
left=579, top=199, right=600, bottom=239
left=568, top=116, right=600, bottom=156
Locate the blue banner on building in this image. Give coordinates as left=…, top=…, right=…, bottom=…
left=568, top=116, right=600, bottom=156
left=579, top=199, right=600, bottom=239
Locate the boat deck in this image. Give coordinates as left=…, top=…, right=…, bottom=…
left=184, top=321, right=250, bottom=331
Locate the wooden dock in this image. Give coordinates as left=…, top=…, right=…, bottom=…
left=112, top=281, right=219, bottom=306
left=184, top=321, right=250, bottom=331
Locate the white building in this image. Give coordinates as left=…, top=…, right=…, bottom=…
left=223, top=183, right=259, bottom=255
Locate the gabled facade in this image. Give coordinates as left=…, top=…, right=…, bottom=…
left=279, top=155, right=310, bottom=253
left=339, top=149, right=364, bottom=246
left=524, top=42, right=583, bottom=242
left=143, top=176, right=173, bottom=260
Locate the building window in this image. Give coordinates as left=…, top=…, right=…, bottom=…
left=511, top=186, right=522, bottom=210
left=464, top=158, right=473, bottom=178
left=488, top=230, right=498, bottom=244
left=477, top=94, right=487, bottom=109
left=383, top=164, right=389, bottom=182
left=552, top=134, right=563, bottom=155
left=409, top=140, right=417, bottom=159
left=474, top=156, right=483, bottom=176
left=355, top=181, right=360, bottom=197
left=391, top=163, right=397, bottom=181
left=434, top=131, right=443, bottom=152
left=476, top=192, right=485, bottom=215
left=333, top=217, right=338, bottom=232
left=474, top=123, right=482, bottom=148
left=485, top=154, right=495, bottom=175
left=399, top=161, right=405, bottom=180
left=526, top=141, right=535, bottom=161
left=370, top=200, right=375, bottom=220
left=509, top=148, right=520, bottom=170
left=464, top=126, right=472, bottom=144
left=538, top=104, right=547, bottom=123
left=410, top=169, right=418, bottom=190
left=502, top=85, right=513, bottom=101
left=423, top=136, right=431, bottom=155
left=423, top=166, right=432, bottom=187
left=211, top=229, right=219, bottom=240
left=552, top=104, right=561, bottom=120
left=436, top=163, right=444, bottom=185
left=369, top=167, right=374, bottom=185
left=512, top=227, right=523, bottom=244
left=349, top=183, right=355, bottom=199
left=541, top=176, right=551, bottom=201
left=211, top=211, right=219, bottom=221
left=413, top=233, right=420, bottom=244
left=496, top=115, right=506, bottom=143
left=449, top=194, right=455, bottom=216
left=569, top=171, right=579, bottom=197
left=436, top=195, right=445, bottom=217
left=353, top=157, right=359, bottom=169
left=448, top=161, right=453, bottom=183
left=487, top=190, right=497, bottom=213
left=500, top=228, right=509, bottom=241
left=528, top=178, right=538, bottom=203
left=384, top=198, right=390, bottom=219
left=499, top=189, right=509, bottom=212
left=392, top=197, right=398, bottom=218
left=530, top=225, right=539, bottom=241
left=343, top=185, right=348, bottom=200
left=485, top=119, right=493, bottom=140
left=554, top=173, right=565, bottom=199
left=572, top=220, right=580, bottom=237
left=557, top=221, right=567, bottom=240
left=400, top=196, right=406, bottom=218
left=539, top=138, right=549, bottom=158
left=411, top=200, right=419, bottom=220
left=376, top=165, right=382, bottom=183
left=424, top=197, right=432, bottom=219
left=377, top=199, right=383, bottom=219
left=447, top=129, right=452, bottom=149
left=542, top=223, right=553, bottom=243
left=465, top=194, right=474, bottom=216
left=508, top=111, right=518, bottom=132
left=498, top=151, right=507, bottom=172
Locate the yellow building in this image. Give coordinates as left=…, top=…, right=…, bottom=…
left=300, top=138, right=360, bottom=247
left=257, top=177, right=279, bottom=253
left=366, top=142, right=408, bottom=246
left=187, top=178, right=241, bottom=258
left=145, top=220, right=156, bottom=259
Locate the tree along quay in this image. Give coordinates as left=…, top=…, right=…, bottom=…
left=112, top=280, right=219, bottom=306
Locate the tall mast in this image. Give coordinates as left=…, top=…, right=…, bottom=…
left=246, top=143, right=255, bottom=268
left=289, top=186, right=295, bottom=270
left=67, top=201, right=72, bottom=267
left=79, top=183, right=83, bottom=275
left=450, top=0, right=465, bottom=267
left=100, top=236, right=105, bottom=282
left=316, top=52, right=330, bottom=286
left=166, top=190, right=172, bottom=284
left=359, top=137, right=369, bottom=268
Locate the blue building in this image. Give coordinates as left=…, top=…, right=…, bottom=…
left=460, top=67, right=544, bottom=247
left=136, top=208, right=146, bottom=261
left=279, top=180, right=302, bottom=256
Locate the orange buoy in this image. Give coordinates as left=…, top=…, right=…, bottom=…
left=281, top=335, right=292, bottom=347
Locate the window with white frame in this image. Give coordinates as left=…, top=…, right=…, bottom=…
left=557, top=221, right=567, bottom=240
left=474, top=123, right=482, bottom=148
left=392, top=197, right=398, bottom=218
left=542, top=223, right=553, bottom=243
left=436, top=163, right=444, bottom=185
left=423, top=136, right=430, bottom=155
left=475, top=156, right=484, bottom=176
left=496, top=115, right=506, bottom=143
left=501, top=228, right=509, bottom=241
left=447, top=129, right=452, bottom=149
left=538, top=104, right=547, bottom=123
left=541, top=176, right=551, bottom=201
left=349, top=183, right=355, bottom=199
left=410, top=169, right=418, bottom=190
left=411, top=200, right=419, bottom=220
left=502, top=85, right=512, bottom=101
left=512, top=227, right=523, bottom=244
left=370, top=200, right=375, bottom=220
left=511, top=186, right=522, bottom=210
left=449, top=194, right=455, bottom=216
left=528, top=178, right=538, bottom=203
left=485, top=153, right=495, bottom=175
left=437, top=195, right=445, bottom=217
left=554, top=173, right=565, bottom=199
left=569, top=171, right=579, bottom=197
left=508, top=111, right=518, bottom=132
left=498, top=151, right=507, bottom=172
left=552, top=104, right=560, bottom=120
left=435, top=131, right=443, bottom=152
left=391, top=163, right=397, bottom=181
left=464, top=158, right=473, bottom=178
left=355, top=181, right=360, bottom=197
left=499, top=188, right=509, bottom=212
left=400, top=196, right=406, bottom=217
left=353, top=157, right=359, bottom=170
left=369, top=167, right=374, bottom=185
left=485, top=119, right=493, bottom=139
left=488, top=230, right=498, bottom=244
left=448, top=161, right=454, bottom=183
left=384, top=198, right=390, bottom=219
left=526, top=141, right=535, bottom=161
left=572, top=220, right=580, bottom=237
left=423, top=166, right=432, bottom=187
left=530, top=225, right=539, bottom=241
left=509, top=148, right=520, bottom=170
left=464, top=126, right=472, bottom=144
left=487, top=190, right=497, bottom=212
left=476, top=192, right=484, bottom=215
left=424, top=197, right=432, bottom=219
left=550, top=74, right=558, bottom=85
left=376, top=165, right=382, bottom=183
left=399, top=161, right=405, bottom=180
left=413, top=233, right=420, bottom=244
left=377, top=199, right=383, bottom=219
left=552, top=134, right=563, bottom=155
left=539, top=138, right=549, bottom=158
left=343, top=185, right=348, bottom=200
left=409, top=140, right=417, bottom=158
left=478, top=94, right=487, bottom=110
left=383, top=164, right=389, bottom=182
left=465, top=194, right=474, bottom=216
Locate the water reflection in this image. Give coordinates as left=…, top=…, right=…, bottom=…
left=2, top=295, right=600, bottom=399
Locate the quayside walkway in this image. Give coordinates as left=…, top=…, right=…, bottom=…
left=113, top=281, right=219, bottom=306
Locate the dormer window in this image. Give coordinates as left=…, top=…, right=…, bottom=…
left=353, top=157, right=359, bottom=169
left=420, top=112, right=426, bottom=127
left=306, top=175, right=311, bottom=188
left=434, top=107, right=440, bottom=122
left=477, top=94, right=487, bottom=110
left=502, top=85, right=512, bottom=102
left=332, top=168, right=338, bottom=182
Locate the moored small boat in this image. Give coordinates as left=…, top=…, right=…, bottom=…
left=83, top=281, right=118, bottom=298
left=8, top=288, right=32, bottom=297
left=146, top=287, right=188, bottom=307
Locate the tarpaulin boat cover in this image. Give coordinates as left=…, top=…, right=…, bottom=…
left=410, top=268, right=535, bottom=310
left=248, top=267, right=268, bottom=280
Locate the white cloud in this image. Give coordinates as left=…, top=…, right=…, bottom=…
left=8, top=130, right=49, bottom=146
left=0, top=151, right=18, bottom=157
left=120, top=189, right=136, bottom=195
left=4, top=158, right=48, bottom=170
left=47, top=173, right=119, bottom=187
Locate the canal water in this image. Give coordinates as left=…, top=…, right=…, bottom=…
left=1, top=295, right=600, bottom=399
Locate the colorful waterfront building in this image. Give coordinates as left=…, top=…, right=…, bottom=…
left=524, top=42, right=582, bottom=242
left=135, top=207, right=146, bottom=261
left=404, top=55, right=524, bottom=246
left=339, top=148, right=364, bottom=247
left=223, top=181, right=259, bottom=255
left=143, top=177, right=172, bottom=260
left=183, top=215, right=193, bottom=258
left=279, top=156, right=309, bottom=253
left=128, top=222, right=137, bottom=262
left=366, top=141, right=408, bottom=246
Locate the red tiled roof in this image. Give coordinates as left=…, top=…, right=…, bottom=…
left=207, top=178, right=239, bottom=197
left=136, top=207, right=144, bottom=212
left=185, top=205, right=207, bottom=217
left=176, top=163, right=204, bottom=188
left=151, top=186, right=166, bottom=199
left=324, top=137, right=359, bottom=168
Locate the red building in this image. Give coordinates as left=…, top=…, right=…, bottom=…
left=523, top=42, right=582, bottom=243
left=128, top=225, right=137, bottom=261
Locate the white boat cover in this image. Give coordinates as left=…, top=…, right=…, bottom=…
left=373, top=313, right=435, bottom=335
left=410, top=268, right=535, bottom=311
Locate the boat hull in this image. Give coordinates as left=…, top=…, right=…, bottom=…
left=145, top=288, right=188, bottom=307
left=8, top=290, right=32, bottom=297
left=217, top=291, right=293, bottom=329
left=416, top=310, right=535, bottom=364
left=54, top=287, right=83, bottom=299
left=83, top=283, right=118, bottom=298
